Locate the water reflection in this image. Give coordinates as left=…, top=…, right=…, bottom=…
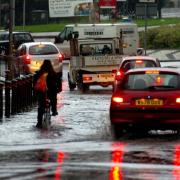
left=34, top=148, right=66, bottom=180
left=109, top=142, right=125, bottom=180
left=54, top=151, right=65, bottom=180
left=173, top=144, right=180, bottom=180
left=109, top=141, right=180, bottom=180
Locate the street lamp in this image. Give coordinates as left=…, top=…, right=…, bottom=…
left=23, top=0, right=25, bottom=30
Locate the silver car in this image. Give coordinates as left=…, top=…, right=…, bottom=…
left=17, top=42, right=64, bottom=74
left=17, top=42, right=64, bottom=92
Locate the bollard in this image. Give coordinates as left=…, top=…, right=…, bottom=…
left=5, top=80, right=11, bottom=118
left=32, top=73, right=38, bottom=104
left=16, top=77, right=22, bottom=113
left=29, top=74, right=34, bottom=107
left=27, top=74, right=33, bottom=108
left=0, top=82, right=4, bottom=119
left=24, top=76, right=29, bottom=110
left=20, top=76, right=27, bottom=111
left=22, top=76, right=28, bottom=110
left=19, top=77, right=25, bottom=111
left=11, top=79, right=17, bottom=115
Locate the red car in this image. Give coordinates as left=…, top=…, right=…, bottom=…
left=110, top=67, right=180, bottom=136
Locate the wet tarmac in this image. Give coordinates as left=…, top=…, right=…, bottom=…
left=1, top=64, right=180, bottom=179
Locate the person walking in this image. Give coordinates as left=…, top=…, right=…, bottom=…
left=33, top=60, right=59, bottom=128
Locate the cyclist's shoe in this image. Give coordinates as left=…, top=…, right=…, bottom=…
left=52, top=111, right=58, bottom=116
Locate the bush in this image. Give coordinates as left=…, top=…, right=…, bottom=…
left=140, top=24, right=180, bottom=49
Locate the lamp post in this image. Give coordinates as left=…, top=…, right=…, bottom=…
left=23, top=0, right=25, bottom=30
left=7, top=0, right=14, bottom=80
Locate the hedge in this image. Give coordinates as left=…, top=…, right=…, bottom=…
left=139, top=24, right=180, bottom=49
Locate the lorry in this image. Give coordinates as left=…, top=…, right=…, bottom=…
left=54, top=22, right=143, bottom=59
left=65, top=23, right=143, bottom=91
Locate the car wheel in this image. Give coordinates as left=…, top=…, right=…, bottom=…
left=111, top=124, right=124, bottom=139
left=131, top=126, right=149, bottom=137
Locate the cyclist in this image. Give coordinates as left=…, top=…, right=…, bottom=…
left=33, top=59, right=59, bottom=128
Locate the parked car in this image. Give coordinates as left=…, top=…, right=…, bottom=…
left=112, top=56, right=161, bottom=91
left=110, top=67, right=180, bottom=137
left=0, top=31, right=34, bottom=55
left=16, top=42, right=65, bottom=92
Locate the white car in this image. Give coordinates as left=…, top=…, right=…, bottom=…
left=16, top=42, right=64, bottom=92
left=112, top=56, right=161, bottom=91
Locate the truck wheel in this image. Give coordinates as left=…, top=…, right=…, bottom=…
left=77, top=81, right=89, bottom=92
left=82, top=84, right=89, bottom=92
left=68, top=73, right=76, bottom=91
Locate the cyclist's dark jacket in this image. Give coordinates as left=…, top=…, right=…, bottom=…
left=33, top=70, right=58, bottom=95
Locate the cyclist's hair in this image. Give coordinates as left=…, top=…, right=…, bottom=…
left=39, top=59, right=56, bottom=75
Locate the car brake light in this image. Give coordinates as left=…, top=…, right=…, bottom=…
left=83, top=76, right=92, bottom=81
left=58, top=53, right=64, bottom=62
left=112, top=96, right=124, bottom=103
left=115, top=71, right=124, bottom=81
left=135, top=60, right=143, bottom=64
left=176, top=98, right=180, bottom=103
left=24, top=55, right=31, bottom=64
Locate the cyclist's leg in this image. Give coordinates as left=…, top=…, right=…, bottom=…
left=49, top=93, right=58, bottom=116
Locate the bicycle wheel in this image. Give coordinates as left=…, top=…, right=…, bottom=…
left=42, top=100, right=51, bottom=129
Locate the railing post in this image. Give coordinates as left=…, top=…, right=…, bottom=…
left=11, top=79, right=17, bottom=115
left=16, top=77, right=22, bottom=113
left=5, top=80, right=11, bottom=118
left=0, top=82, right=4, bottom=119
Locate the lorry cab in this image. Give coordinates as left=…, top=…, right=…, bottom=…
left=54, top=25, right=73, bottom=43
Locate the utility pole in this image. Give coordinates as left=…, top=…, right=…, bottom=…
left=144, top=3, right=147, bottom=56
left=0, top=0, right=1, bottom=27
left=23, top=0, right=26, bottom=30
left=12, top=0, right=15, bottom=28
left=7, top=0, right=14, bottom=80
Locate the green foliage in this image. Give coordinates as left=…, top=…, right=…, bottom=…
left=140, top=24, right=180, bottom=49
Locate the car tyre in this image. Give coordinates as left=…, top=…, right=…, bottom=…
left=111, top=124, right=124, bottom=139
left=131, top=126, right=149, bottom=137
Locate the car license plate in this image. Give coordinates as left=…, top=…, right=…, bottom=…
left=135, top=99, right=163, bottom=106
left=100, top=74, right=114, bottom=78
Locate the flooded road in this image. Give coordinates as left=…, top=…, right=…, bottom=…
left=0, top=63, right=180, bottom=180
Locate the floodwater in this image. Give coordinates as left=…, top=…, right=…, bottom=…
left=1, top=62, right=180, bottom=179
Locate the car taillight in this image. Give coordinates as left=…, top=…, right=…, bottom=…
left=135, top=60, right=143, bottom=64
left=115, top=70, right=124, bottom=81
left=176, top=98, right=180, bottom=103
left=23, top=55, right=31, bottom=64
left=83, top=76, right=92, bottom=81
left=58, top=53, right=64, bottom=62
left=112, top=96, right=124, bottom=103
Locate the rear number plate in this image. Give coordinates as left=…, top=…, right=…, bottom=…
left=100, top=74, right=114, bottom=78
left=135, top=99, right=163, bottom=106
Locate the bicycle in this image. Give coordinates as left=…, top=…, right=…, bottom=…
left=42, top=94, right=51, bottom=129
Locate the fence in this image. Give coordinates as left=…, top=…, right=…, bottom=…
left=0, top=74, right=37, bottom=119
left=0, top=54, right=37, bottom=119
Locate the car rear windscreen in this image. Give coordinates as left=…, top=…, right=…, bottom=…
left=121, top=72, right=179, bottom=90
left=121, top=60, right=157, bottom=72
left=29, top=44, right=58, bottom=55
